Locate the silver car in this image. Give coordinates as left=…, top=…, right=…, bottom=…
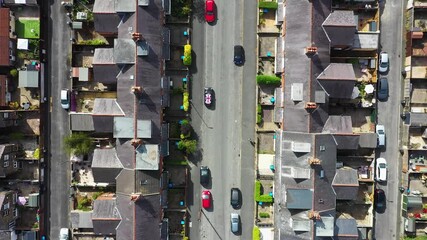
left=379, top=52, right=389, bottom=73
left=230, top=213, right=240, bottom=234
left=376, top=124, right=385, bottom=147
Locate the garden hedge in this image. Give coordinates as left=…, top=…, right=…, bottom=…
left=259, top=212, right=270, bottom=218
left=183, top=44, right=192, bottom=66
left=253, top=226, right=261, bottom=240
left=256, top=75, right=281, bottom=85
left=258, top=1, right=278, bottom=9
left=183, top=92, right=189, bottom=111
left=254, top=180, right=274, bottom=203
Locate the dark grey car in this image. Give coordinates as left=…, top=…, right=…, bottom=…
left=230, top=188, right=241, bottom=209
left=377, top=77, right=388, bottom=101
left=233, top=45, right=244, bottom=66
left=200, top=166, right=210, bottom=185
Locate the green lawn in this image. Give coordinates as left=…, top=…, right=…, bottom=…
left=15, top=19, right=40, bottom=39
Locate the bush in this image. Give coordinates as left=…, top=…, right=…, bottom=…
left=256, top=75, right=281, bottom=85
left=256, top=114, right=262, bottom=124
left=183, top=92, right=190, bottom=111
left=253, top=226, right=261, bottom=240
left=257, top=104, right=262, bottom=114
left=259, top=212, right=270, bottom=218
left=9, top=69, right=18, bottom=78
left=259, top=1, right=278, bottom=9
left=259, top=194, right=274, bottom=203
left=78, top=39, right=107, bottom=45
left=77, top=196, right=92, bottom=211
left=64, top=132, right=94, bottom=156
left=33, top=148, right=40, bottom=159
left=183, top=44, right=192, bottom=66
left=180, top=120, right=191, bottom=139
left=177, top=139, right=197, bottom=155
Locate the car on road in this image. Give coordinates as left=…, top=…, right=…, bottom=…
left=376, top=124, right=386, bottom=147
left=205, top=0, right=215, bottom=23
left=200, top=166, right=210, bottom=185
left=204, top=87, right=214, bottom=107
left=379, top=52, right=389, bottom=73
left=230, top=213, right=240, bottom=234
left=374, top=188, right=386, bottom=212
left=60, top=89, right=70, bottom=109
left=234, top=45, right=245, bottom=66
left=377, top=77, right=389, bottom=101
left=59, top=228, right=69, bottom=240
left=230, top=188, right=241, bottom=209
left=201, top=190, right=212, bottom=209
left=376, top=158, right=387, bottom=182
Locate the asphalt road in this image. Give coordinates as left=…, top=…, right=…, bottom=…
left=47, top=1, right=71, bottom=238
left=375, top=0, right=405, bottom=239
left=189, top=0, right=257, bottom=239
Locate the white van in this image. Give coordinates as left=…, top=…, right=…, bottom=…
left=59, top=228, right=69, bottom=240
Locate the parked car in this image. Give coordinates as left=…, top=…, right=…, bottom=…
left=230, top=213, right=240, bottom=234
left=59, top=228, right=69, bottom=240
left=377, top=77, right=388, bottom=101
left=201, top=190, right=212, bottom=209
left=204, top=87, right=214, bottom=107
left=60, top=89, right=70, bottom=109
left=376, top=124, right=386, bottom=147
left=375, top=158, right=387, bottom=182
left=230, top=188, right=241, bottom=209
left=379, top=52, right=389, bottom=73
left=374, top=188, right=386, bottom=212
left=205, top=0, right=215, bottom=23
left=234, top=45, right=245, bottom=66
left=200, top=166, right=210, bottom=185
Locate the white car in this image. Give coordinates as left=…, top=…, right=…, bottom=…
left=376, top=158, right=387, bottom=182
left=376, top=124, right=386, bottom=147
left=379, top=52, right=389, bottom=73
left=60, top=89, right=70, bottom=109
left=59, top=228, right=69, bottom=240
left=230, top=213, right=240, bottom=234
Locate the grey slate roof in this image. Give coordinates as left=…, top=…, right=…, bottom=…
left=116, top=0, right=136, bottom=12
left=116, top=194, right=133, bottom=240
left=92, top=148, right=123, bottom=183
left=116, top=168, right=135, bottom=195
left=93, top=48, right=115, bottom=64
left=93, top=0, right=115, bottom=13
left=94, top=14, right=120, bottom=35
left=137, top=170, right=160, bottom=195
left=323, top=116, right=353, bottom=133
left=135, top=194, right=161, bottom=240
left=334, top=218, right=359, bottom=239
left=93, top=98, right=125, bottom=116
left=332, top=168, right=359, bottom=200
left=316, top=215, right=335, bottom=237
left=92, top=199, right=120, bottom=235
left=334, top=135, right=360, bottom=150
left=114, top=39, right=136, bottom=64
left=358, top=133, right=377, bottom=148
left=411, top=113, right=427, bottom=127
left=322, top=10, right=356, bottom=47
left=70, top=114, right=114, bottom=132
left=286, top=189, right=313, bottom=209
left=317, top=63, right=356, bottom=99
left=70, top=211, right=94, bottom=228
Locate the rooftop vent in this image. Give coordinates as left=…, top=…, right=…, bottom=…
left=304, top=102, right=317, bottom=109
left=305, top=46, right=317, bottom=55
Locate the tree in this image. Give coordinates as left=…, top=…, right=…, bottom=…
left=9, top=69, right=18, bottom=79
left=64, top=132, right=94, bottom=156
left=177, top=139, right=197, bottom=155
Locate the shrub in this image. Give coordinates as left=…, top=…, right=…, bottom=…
left=259, top=1, right=278, bottom=9
left=259, top=212, right=270, bottom=218
left=92, top=192, right=103, bottom=200
left=78, top=39, right=107, bottom=45
left=253, top=226, right=261, bottom=240
left=257, top=104, right=262, bottom=114
left=183, top=92, right=190, bottom=111
left=259, top=194, right=274, bottom=203
left=180, top=120, right=191, bottom=139
left=9, top=101, right=19, bottom=110
left=9, top=69, right=18, bottom=78
left=64, top=132, right=94, bottom=156
left=33, top=148, right=40, bottom=159
left=77, top=196, right=92, bottom=211
left=177, top=139, right=197, bottom=155
left=254, top=180, right=274, bottom=202
left=183, top=44, right=192, bottom=66
left=256, top=75, right=281, bottom=85
left=256, top=114, right=262, bottom=124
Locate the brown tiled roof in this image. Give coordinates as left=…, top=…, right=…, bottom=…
left=0, top=8, right=10, bottom=66
left=0, top=75, right=6, bottom=106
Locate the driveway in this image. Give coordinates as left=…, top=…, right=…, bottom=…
left=189, top=0, right=257, bottom=239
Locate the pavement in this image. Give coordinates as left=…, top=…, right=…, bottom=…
left=46, top=1, right=72, bottom=239
left=375, top=0, right=405, bottom=239
left=189, top=0, right=257, bottom=239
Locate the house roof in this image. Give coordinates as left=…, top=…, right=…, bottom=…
left=94, top=13, right=120, bottom=34
left=93, top=64, right=119, bottom=84
left=322, top=10, right=356, bottom=47
left=136, top=144, right=159, bottom=170
left=93, top=98, right=125, bottom=116
left=137, top=170, right=160, bottom=195
left=286, top=189, right=313, bottom=209
left=93, top=0, right=115, bottom=13
left=316, top=216, right=335, bottom=237
left=135, top=194, right=161, bottom=240
left=334, top=135, right=360, bottom=150
left=332, top=168, right=359, bottom=200
left=334, top=218, right=359, bottom=238
left=323, top=116, right=353, bottom=133
left=93, top=48, right=115, bottom=64
left=114, top=39, right=136, bottom=64
left=70, top=114, right=114, bottom=132
left=113, top=117, right=152, bottom=138
left=353, top=33, right=379, bottom=50
left=317, top=63, right=356, bottom=99
left=410, top=113, right=427, bottom=127
left=116, top=194, right=134, bottom=240
left=0, top=8, right=9, bottom=66
left=116, top=168, right=135, bottom=195
left=92, top=199, right=121, bottom=235
left=116, top=0, right=136, bottom=12
left=92, top=148, right=123, bottom=183
left=70, top=211, right=94, bottom=229
left=358, top=133, right=377, bottom=148
left=18, top=70, right=39, bottom=88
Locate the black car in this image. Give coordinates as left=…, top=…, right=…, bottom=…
left=377, top=77, right=388, bottom=101
left=374, top=188, right=386, bottom=212
left=234, top=45, right=245, bottom=66
left=204, top=87, right=214, bottom=107
left=200, top=166, right=210, bottom=185
left=230, top=188, right=241, bottom=209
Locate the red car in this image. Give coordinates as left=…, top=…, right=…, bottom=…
left=201, top=190, right=212, bottom=209
left=205, top=0, right=215, bottom=23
